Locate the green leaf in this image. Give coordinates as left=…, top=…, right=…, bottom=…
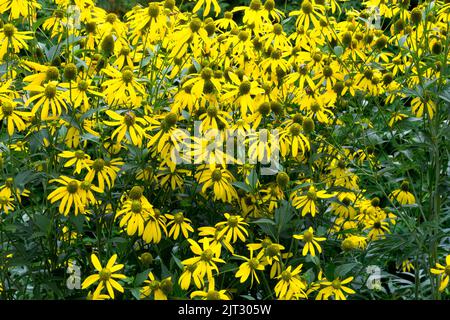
left=134, top=269, right=151, bottom=286
left=335, top=263, right=359, bottom=277
left=171, top=254, right=184, bottom=271
left=130, top=287, right=142, bottom=300
left=274, top=200, right=294, bottom=235
left=232, top=181, right=252, bottom=193
left=334, top=46, right=343, bottom=57
left=34, top=214, right=51, bottom=233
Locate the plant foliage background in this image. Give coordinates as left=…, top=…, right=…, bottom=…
left=0, top=0, right=449, bottom=300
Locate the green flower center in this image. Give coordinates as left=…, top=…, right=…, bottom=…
left=310, top=102, right=321, bottom=113
left=120, top=47, right=130, bottom=56
left=131, top=200, right=142, bottom=213
left=249, top=0, right=262, bottom=10
left=261, top=238, right=272, bottom=248
left=271, top=49, right=282, bottom=59
left=189, top=18, right=202, bottom=33
left=364, top=69, right=373, bottom=80
left=124, top=111, right=136, bottom=126
left=273, top=23, right=283, bottom=35
left=106, top=13, right=117, bottom=24
left=3, top=24, right=15, bottom=38
left=164, top=112, right=178, bottom=127
left=400, top=181, right=409, bottom=191
left=276, top=172, right=290, bottom=187
left=2, top=102, right=13, bottom=116
left=307, top=190, right=317, bottom=200
left=44, top=84, right=57, bottom=99
left=238, top=30, right=249, bottom=42
left=206, top=105, right=218, bottom=118
left=174, top=212, right=185, bottom=224
left=239, top=81, right=251, bottom=95
left=160, top=278, right=173, bottom=294
left=148, top=3, right=160, bottom=18
left=331, top=279, right=341, bottom=289
left=201, top=249, right=214, bottom=262
left=301, top=1, right=313, bottom=15
left=75, top=150, right=85, bottom=159
left=67, top=181, right=79, bottom=194
left=187, top=263, right=198, bottom=273
left=289, top=123, right=302, bottom=136
left=227, top=216, right=239, bottom=227
left=46, top=67, right=60, bottom=81
left=140, top=252, right=153, bottom=265
left=78, top=80, right=89, bottom=91
left=80, top=181, right=91, bottom=191
left=266, top=244, right=280, bottom=257
left=149, top=280, right=160, bottom=290
left=249, top=258, right=260, bottom=269
left=122, top=70, right=134, bottom=84
left=303, top=230, right=313, bottom=242
left=323, top=66, right=333, bottom=78
left=201, top=68, right=213, bottom=81
left=445, top=265, right=450, bottom=276
left=5, top=178, right=13, bottom=188
left=342, top=197, right=351, bottom=206
left=92, top=159, right=105, bottom=172
left=258, top=102, right=271, bottom=115
left=206, top=290, right=221, bottom=300
left=281, top=270, right=292, bottom=281
left=129, top=186, right=143, bottom=200
left=211, top=169, right=222, bottom=182
left=371, top=197, right=380, bottom=207
left=264, top=0, right=275, bottom=11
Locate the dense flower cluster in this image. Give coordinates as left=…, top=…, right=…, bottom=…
left=0, top=0, right=448, bottom=300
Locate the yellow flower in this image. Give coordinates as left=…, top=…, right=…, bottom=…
left=0, top=23, right=33, bottom=61
left=165, top=212, right=194, bottom=240
left=234, top=250, right=265, bottom=286
left=192, top=0, right=221, bottom=17
left=0, top=0, right=41, bottom=20
left=0, top=189, right=15, bottom=214
left=291, top=186, right=336, bottom=217
left=60, top=77, right=103, bottom=112
left=58, top=150, right=91, bottom=174
left=142, top=209, right=168, bottom=244
left=431, top=255, right=450, bottom=292
left=363, top=216, right=391, bottom=240
left=195, top=166, right=238, bottom=203
left=389, top=181, right=415, bottom=205
left=191, top=282, right=230, bottom=300
left=222, top=72, right=265, bottom=116
left=81, top=254, right=126, bottom=299
left=85, top=157, right=123, bottom=190
left=289, top=0, right=325, bottom=30
left=215, top=213, right=249, bottom=243
left=140, top=272, right=172, bottom=300
left=274, top=265, right=307, bottom=300
left=25, top=81, right=67, bottom=120
left=411, top=95, right=436, bottom=119
left=182, top=238, right=225, bottom=283
left=102, top=66, right=145, bottom=107
left=293, top=227, right=326, bottom=256
left=179, top=263, right=204, bottom=290
left=0, top=100, right=31, bottom=136
left=316, top=276, right=355, bottom=300
left=281, top=123, right=310, bottom=157
left=47, top=176, right=85, bottom=216
left=104, top=110, right=148, bottom=147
